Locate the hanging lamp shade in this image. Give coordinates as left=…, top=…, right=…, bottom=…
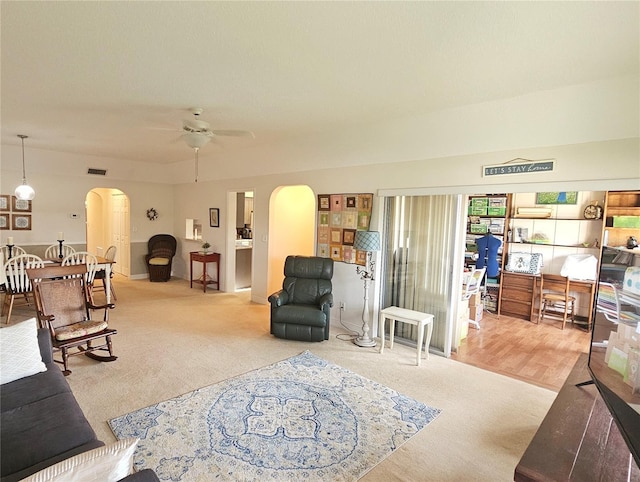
left=182, top=132, right=211, bottom=149
left=14, top=135, right=35, bottom=201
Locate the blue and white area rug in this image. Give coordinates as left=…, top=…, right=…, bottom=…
left=109, top=351, right=441, bottom=481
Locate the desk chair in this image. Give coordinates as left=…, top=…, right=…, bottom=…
left=596, top=281, right=640, bottom=323
left=538, top=274, right=576, bottom=330
left=463, top=267, right=486, bottom=330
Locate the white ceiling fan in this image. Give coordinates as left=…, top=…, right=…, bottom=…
left=181, top=107, right=254, bottom=149
left=178, top=108, right=254, bottom=182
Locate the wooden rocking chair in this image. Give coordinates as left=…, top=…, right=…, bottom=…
left=27, top=264, right=117, bottom=376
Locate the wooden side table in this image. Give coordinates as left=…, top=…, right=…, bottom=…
left=379, top=306, right=434, bottom=366
left=190, top=251, right=220, bottom=292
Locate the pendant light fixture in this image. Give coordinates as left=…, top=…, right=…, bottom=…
left=14, top=134, right=35, bottom=201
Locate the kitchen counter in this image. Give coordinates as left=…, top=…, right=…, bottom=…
left=235, top=239, right=253, bottom=249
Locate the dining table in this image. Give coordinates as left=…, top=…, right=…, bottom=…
left=1, top=253, right=116, bottom=305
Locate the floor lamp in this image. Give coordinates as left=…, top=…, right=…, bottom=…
left=353, top=230, right=380, bottom=347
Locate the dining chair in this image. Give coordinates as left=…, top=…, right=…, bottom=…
left=537, top=273, right=576, bottom=330
left=93, top=245, right=117, bottom=301
left=1, top=254, right=45, bottom=324
left=44, top=244, right=76, bottom=260
left=62, top=251, right=99, bottom=304
left=1, top=245, right=27, bottom=261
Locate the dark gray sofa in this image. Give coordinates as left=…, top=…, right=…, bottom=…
left=0, top=329, right=158, bottom=482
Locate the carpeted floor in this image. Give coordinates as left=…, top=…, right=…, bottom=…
left=3, top=276, right=556, bottom=481
left=109, top=351, right=441, bottom=481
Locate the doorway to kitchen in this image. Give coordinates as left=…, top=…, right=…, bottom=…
left=234, top=191, right=253, bottom=291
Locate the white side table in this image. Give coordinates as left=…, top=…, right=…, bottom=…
left=379, top=306, right=435, bottom=366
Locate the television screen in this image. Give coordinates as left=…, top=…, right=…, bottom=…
left=588, top=246, right=640, bottom=467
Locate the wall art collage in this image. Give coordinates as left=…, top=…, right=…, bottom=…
left=317, top=193, right=373, bottom=265
left=0, top=194, right=32, bottom=231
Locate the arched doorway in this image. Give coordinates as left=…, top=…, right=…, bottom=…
left=267, top=185, right=316, bottom=296
left=86, top=188, right=130, bottom=276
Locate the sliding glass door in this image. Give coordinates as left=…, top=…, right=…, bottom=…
left=380, top=194, right=466, bottom=356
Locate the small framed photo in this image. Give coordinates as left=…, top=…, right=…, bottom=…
left=12, top=196, right=32, bottom=212
left=0, top=195, right=9, bottom=212
left=12, top=214, right=32, bottom=230
left=0, top=213, right=9, bottom=230
left=209, top=208, right=219, bottom=228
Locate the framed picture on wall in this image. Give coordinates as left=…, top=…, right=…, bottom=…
left=0, top=213, right=8, bottom=230
left=0, top=195, right=9, bottom=212
left=12, top=214, right=32, bottom=230
left=12, top=196, right=32, bottom=212
left=209, top=208, right=219, bottom=228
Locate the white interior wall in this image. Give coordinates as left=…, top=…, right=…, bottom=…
left=1, top=77, right=638, bottom=324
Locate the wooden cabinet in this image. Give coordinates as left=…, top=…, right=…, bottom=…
left=498, top=271, right=536, bottom=320
left=604, top=190, right=640, bottom=248
left=465, top=194, right=511, bottom=312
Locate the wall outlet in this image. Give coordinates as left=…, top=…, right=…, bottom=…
left=339, top=301, right=346, bottom=310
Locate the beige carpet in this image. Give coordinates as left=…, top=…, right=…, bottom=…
left=2, top=277, right=556, bottom=481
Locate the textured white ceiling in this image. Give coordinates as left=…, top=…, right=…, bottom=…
left=1, top=1, right=638, bottom=166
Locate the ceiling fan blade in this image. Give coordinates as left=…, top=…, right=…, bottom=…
left=211, top=129, right=255, bottom=139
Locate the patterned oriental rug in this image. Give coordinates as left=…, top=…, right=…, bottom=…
left=109, top=351, right=441, bottom=481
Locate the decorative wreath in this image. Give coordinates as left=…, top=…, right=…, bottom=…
left=146, top=208, right=158, bottom=221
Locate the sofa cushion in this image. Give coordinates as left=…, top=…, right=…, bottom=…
left=1, top=390, right=99, bottom=478
left=0, top=364, right=71, bottom=412
left=0, top=318, right=46, bottom=385
left=20, top=438, right=138, bottom=482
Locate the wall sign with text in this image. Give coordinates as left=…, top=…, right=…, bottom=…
left=483, top=159, right=555, bottom=177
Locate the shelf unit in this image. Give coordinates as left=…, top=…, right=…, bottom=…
left=498, top=191, right=606, bottom=323
left=465, top=193, right=511, bottom=312
left=603, top=190, right=640, bottom=248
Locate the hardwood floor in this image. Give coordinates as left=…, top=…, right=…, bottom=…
left=451, top=310, right=591, bottom=391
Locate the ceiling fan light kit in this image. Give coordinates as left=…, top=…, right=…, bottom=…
left=182, top=132, right=211, bottom=149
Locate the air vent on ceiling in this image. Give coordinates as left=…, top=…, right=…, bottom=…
left=87, top=168, right=107, bottom=176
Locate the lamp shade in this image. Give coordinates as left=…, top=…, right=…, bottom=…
left=15, top=183, right=35, bottom=201
left=354, top=231, right=380, bottom=252
left=182, top=132, right=211, bottom=149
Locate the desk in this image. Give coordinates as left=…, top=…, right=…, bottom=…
left=190, top=251, right=220, bottom=293
left=499, top=272, right=595, bottom=330
left=379, top=306, right=434, bottom=366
